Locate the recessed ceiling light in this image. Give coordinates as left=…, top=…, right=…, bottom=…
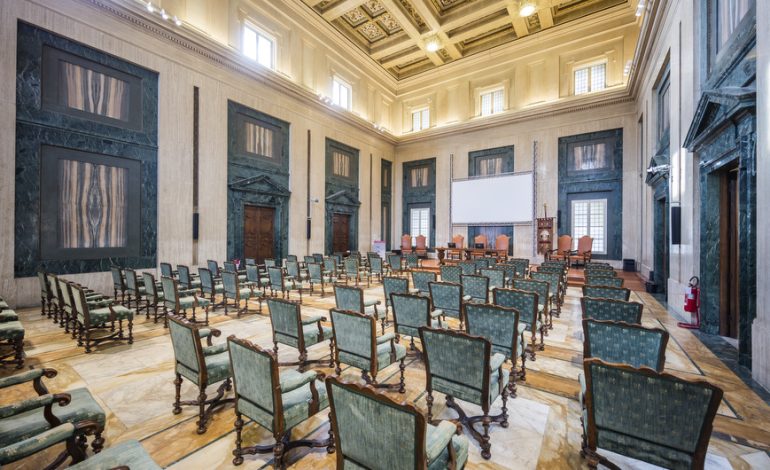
left=519, top=2, right=536, bottom=17
left=424, top=36, right=441, bottom=53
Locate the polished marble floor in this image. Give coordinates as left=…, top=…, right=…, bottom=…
left=3, top=273, right=770, bottom=469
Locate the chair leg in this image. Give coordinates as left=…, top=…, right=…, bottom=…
left=481, top=414, right=491, bottom=459
left=232, top=411, right=245, bottom=466
left=500, top=386, right=509, bottom=428
left=426, top=391, right=434, bottom=423
left=398, top=358, right=406, bottom=393
left=273, top=433, right=286, bottom=469
left=328, top=340, right=335, bottom=367
left=14, top=337, right=23, bottom=369
left=197, top=386, right=208, bottom=434
left=92, top=430, right=105, bottom=454
left=173, top=373, right=183, bottom=414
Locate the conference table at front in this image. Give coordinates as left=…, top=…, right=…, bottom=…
left=434, top=247, right=508, bottom=265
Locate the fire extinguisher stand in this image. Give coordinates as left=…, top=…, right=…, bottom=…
left=678, top=276, right=701, bottom=329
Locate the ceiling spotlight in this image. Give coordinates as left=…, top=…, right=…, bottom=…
left=173, top=16, right=182, bottom=26
left=424, top=36, right=441, bottom=53
left=146, top=2, right=154, bottom=13
left=519, top=1, right=536, bottom=17
left=160, top=8, right=169, bottom=20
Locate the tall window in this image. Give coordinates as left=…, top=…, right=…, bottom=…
left=480, top=89, right=504, bottom=116
left=409, top=165, right=429, bottom=187
left=574, top=63, right=606, bottom=95
left=412, top=108, right=429, bottom=131
left=242, top=24, right=274, bottom=69
left=474, top=156, right=504, bottom=176
left=332, top=77, right=351, bottom=110
left=571, top=199, right=607, bottom=254
left=716, top=0, right=753, bottom=52
left=657, top=71, right=670, bottom=144
left=332, top=151, right=350, bottom=177
left=410, top=207, right=430, bottom=246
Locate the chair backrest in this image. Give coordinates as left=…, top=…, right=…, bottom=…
left=370, top=256, right=383, bottom=274
left=411, top=271, right=436, bottom=293
left=452, top=234, right=465, bottom=248
left=110, top=266, right=125, bottom=290
left=495, top=234, right=509, bottom=252
left=479, top=268, right=505, bottom=289
left=161, top=276, right=179, bottom=310
left=576, top=235, right=593, bottom=254
left=458, top=261, right=476, bottom=275
left=537, top=265, right=564, bottom=276
left=473, top=234, right=487, bottom=249
left=583, top=358, right=723, bottom=470
left=326, top=377, right=426, bottom=470
left=582, top=285, right=631, bottom=301
left=178, top=265, right=193, bottom=289
left=160, top=262, right=173, bottom=278
left=227, top=336, right=279, bottom=431
left=585, top=276, right=624, bottom=288
left=391, top=293, right=432, bottom=334
left=324, top=257, right=337, bottom=274
left=474, top=258, right=490, bottom=270
left=70, top=284, right=90, bottom=324
left=143, top=272, right=159, bottom=301
left=387, top=254, right=402, bottom=272
left=415, top=235, right=427, bottom=250
left=168, top=315, right=206, bottom=383
left=383, top=276, right=409, bottom=306
left=420, top=327, right=491, bottom=407
left=287, top=254, right=298, bottom=263
left=58, top=278, right=73, bottom=313
left=125, top=268, right=140, bottom=294
left=222, top=271, right=240, bottom=299
left=330, top=308, right=376, bottom=370
left=198, top=267, right=215, bottom=294
left=344, top=258, right=359, bottom=277
left=207, top=260, right=220, bottom=276
left=556, top=235, right=572, bottom=253
left=405, top=253, right=420, bottom=268
left=401, top=234, right=412, bottom=251
left=265, top=259, right=276, bottom=268
left=307, top=263, right=324, bottom=282
left=586, top=269, right=617, bottom=278
left=245, top=258, right=256, bottom=266
left=509, top=259, right=529, bottom=277
left=461, top=274, right=489, bottom=302
left=429, top=281, right=462, bottom=318
left=268, top=266, right=284, bottom=291
left=47, top=273, right=60, bottom=305
left=246, top=264, right=260, bottom=284
left=513, top=278, right=549, bottom=308
left=304, top=256, right=316, bottom=266
left=499, top=263, right=518, bottom=281
left=530, top=272, right=560, bottom=298
left=267, top=298, right=301, bottom=344
left=334, top=285, right=364, bottom=313
left=286, top=260, right=300, bottom=279
left=493, top=288, right=538, bottom=332
left=223, top=261, right=237, bottom=273
left=439, top=265, right=461, bottom=284
left=38, top=271, right=50, bottom=298
left=332, top=253, right=343, bottom=265
left=583, top=319, right=668, bottom=371
left=466, top=303, right=519, bottom=359
left=581, top=297, right=643, bottom=323
left=313, top=253, right=324, bottom=263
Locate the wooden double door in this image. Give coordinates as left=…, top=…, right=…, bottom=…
left=244, top=205, right=275, bottom=264
left=332, top=213, right=351, bottom=253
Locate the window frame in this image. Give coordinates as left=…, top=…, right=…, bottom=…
left=570, top=198, right=608, bottom=255
left=409, top=206, right=431, bottom=247
left=411, top=107, right=430, bottom=132
left=332, top=76, right=352, bottom=110
left=656, top=65, right=671, bottom=149
left=572, top=61, right=607, bottom=96
left=242, top=22, right=276, bottom=70
left=479, top=87, right=505, bottom=117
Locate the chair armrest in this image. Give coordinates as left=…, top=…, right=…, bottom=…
left=0, top=368, right=58, bottom=391
left=0, top=423, right=76, bottom=465
left=489, top=353, right=506, bottom=372
left=301, top=315, right=326, bottom=325
left=179, top=288, right=198, bottom=296
left=202, top=343, right=228, bottom=356
left=279, top=370, right=318, bottom=393
left=198, top=328, right=221, bottom=346
left=376, top=332, right=396, bottom=344
left=430, top=309, right=444, bottom=319
left=364, top=299, right=381, bottom=307
left=425, top=420, right=459, bottom=463
left=0, top=393, right=70, bottom=420
left=462, top=295, right=472, bottom=302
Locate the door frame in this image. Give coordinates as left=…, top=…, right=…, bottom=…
left=243, top=203, right=276, bottom=264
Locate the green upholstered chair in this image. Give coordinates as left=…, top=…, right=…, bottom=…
left=383, top=276, right=409, bottom=315
left=224, top=261, right=247, bottom=282
left=142, top=272, right=167, bottom=325
left=177, top=264, right=202, bottom=291
left=580, top=297, right=643, bottom=324
left=0, top=368, right=106, bottom=457
left=160, top=262, right=177, bottom=279
left=285, top=260, right=305, bottom=286
left=582, top=358, right=722, bottom=470
left=58, top=279, right=112, bottom=337
left=419, top=327, right=509, bottom=460
left=330, top=309, right=407, bottom=392
left=498, top=264, right=518, bottom=287
left=67, top=440, right=161, bottom=470
left=323, top=258, right=340, bottom=280
left=0, top=307, right=18, bottom=324
left=198, top=267, right=225, bottom=310
left=582, top=285, right=631, bottom=301
left=38, top=271, right=53, bottom=319
left=460, top=274, right=488, bottom=304
left=479, top=268, right=505, bottom=292
left=428, top=281, right=464, bottom=329
left=312, top=253, right=324, bottom=263
left=246, top=264, right=270, bottom=295
left=513, top=278, right=552, bottom=332
left=585, top=266, right=616, bottom=276
left=72, top=285, right=134, bottom=354
left=458, top=261, right=476, bottom=276
left=493, top=288, right=543, bottom=378
left=0, top=320, right=24, bottom=369
left=465, top=303, right=523, bottom=397
left=267, top=298, right=333, bottom=370
left=46, top=273, right=63, bottom=324
left=474, top=258, right=490, bottom=271
left=124, top=268, right=148, bottom=315
left=334, top=285, right=384, bottom=334
left=369, top=256, right=385, bottom=282
left=0, top=418, right=97, bottom=468
left=110, top=266, right=126, bottom=303
left=412, top=271, right=437, bottom=296
left=343, top=257, right=370, bottom=287
left=536, top=265, right=566, bottom=300
left=405, top=253, right=421, bottom=271
left=268, top=266, right=304, bottom=303
left=168, top=316, right=233, bottom=434
left=207, top=259, right=221, bottom=280
left=222, top=271, right=262, bottom=317
left=326, top=376, right=469, bottom=470
left=508, top=259, right=530, bottom=278
left=390, top=293, right=444, bottom=353
left=161, top=275, right=211, bottom=326
left=227, top=336, right=333, bottom=467
left=387, top=254, right=405, bottom=277
left=307, top=262, right=336, bottom=296
left=303, top=255, right=316, bottom=267
left=585, top=276, right=624, bottom=288
left=440, top=265, right=461, bottom=284
left=531, top=271, right=562, bottom=318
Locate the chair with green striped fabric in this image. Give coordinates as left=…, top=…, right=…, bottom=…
left=492, top=287, right=542, bottom=378
left=411, top=271, right=437, bottom=296
left=330, top=309, right=406, bottom=392
left=267, top=297, right=333, bottom=370
left=465, top=303, right=523, bottom=397
left=326, top=377, right=469, bottom=470
left=143, top=272, right=167, bottom=325
left=582, top=285, right=631, bottom=301
left=458, top=261, right=477, bottom=276
left=383, top=276, right=409, bottom=315
left=513, top=278, right=552, bottom=332
left=440, top=265, right=461, bottom=284
left=581, top=297, right=643, bottom=324
left=429, top=281, right=465, bottom=329
left=161, top=275, right=210, bottom=326
left=334, top=285, right=384, bottom=334
left=307, top=262, right=336, bottom=296
left=461, top=274, right=489, bottom=304
left=390, top=293, right=443, bottom=353
left=66, top=440, right=161, bottom=470
left=268, top=266, right=304, bottom=303
left=419, top=327, right=509, bottom=460
left=222, top=271, right=262, bottom=317
left=198, top=267, right=224, bottom=310
left=531, top=271, right=562, bottom=318
left=585, top=276, right=624, bottom=288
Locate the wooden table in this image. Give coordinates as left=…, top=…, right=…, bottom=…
left=435, top=247, right=509, bottom=265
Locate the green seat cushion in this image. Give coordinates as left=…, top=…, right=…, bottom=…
left=68, top=439, right=161, bottom=470
left=0, top=310, right=19, bottom=322
left=0, top=388, right=105, bottom=448
left=239, top=378, right=328, bottom=432
left=275, top=324, right=332, bottom=349
left=0, top=321, right=24, bottom=340
left=178, top=296, right=211, bottom=310
left=426, top=421, right=470, bottom=469
left=397, top=319, right=443, bottom=338
left=431, top=356, right=509, bottom=406
left=86, top=305, right=134, bottom=323
left=375, top=341, right=406, bottom=371
left=428, top=433, right=469, bottom=470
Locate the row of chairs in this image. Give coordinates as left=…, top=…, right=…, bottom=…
left=0, top=296, right=24, bottom=369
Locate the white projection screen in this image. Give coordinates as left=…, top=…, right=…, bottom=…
left=451, top=172, right=534, bottom=224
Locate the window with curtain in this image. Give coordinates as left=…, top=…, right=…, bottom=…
left=716, top=0, right=752, bottom=52
left=242, top=24, right=275, bottom=69
left=333, top=151, right=350, bottom=177
left=382, top=165, right=390, bottom=189
left=570, top=143, right=609, bottom=171
left=60, top=61, right=130, bottom=122
left=332, top=77, right=351, bottom=110
left=410, top=166, right=429, bottom=187
left=410, top=207, right=430, bottom=246
left=475, top=156, right=504, bottom=176
left=571, top=199, right=607, bottom=254
left=243, top=121, right=275, bottom=158
left=480, top=89, right=504, bottom=116
left=574, top=63, right=606, bottom=95
left=412, top=108, right=429, bottom=131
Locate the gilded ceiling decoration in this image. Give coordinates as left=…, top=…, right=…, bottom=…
left=303, top=0, right=630, bottom=79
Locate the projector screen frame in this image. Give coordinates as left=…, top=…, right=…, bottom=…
left=450, top=170, right=535, bottom=226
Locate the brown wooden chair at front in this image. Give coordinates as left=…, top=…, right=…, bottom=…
left=495, top=234, right=510, bottom=260
left=471, top=234, right=488, bottom=259
left=548, top=235, right=572, bottom=261
left=570, top=235, right=593, bottom=267
left=401, top=234, right=413, bottom=253
left=415, top=234, right=428, bottom=257
left=449, top=234, right=465, bottom=260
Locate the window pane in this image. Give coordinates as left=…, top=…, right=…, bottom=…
left=243, top=26, right=258, bottom=61
left=409, top=208, right=430, bottom=245
left=574, top=68, right=589, bottom=95
left=257, top=35, right=273, bottom=68
left=421, top=109, right=429, bottom=129
left=244, top=121, right=275, bottom=158
left=718, top=0, right=752, bottom=51
left=571, top=199, right=606, bottom=254
left=591, top=64, right=606, bottom=91
left=481, top=93, right=492, bottom=116
left=493, top=89, right=504, bottom=113
left=412, top=111, right=420, bottom=131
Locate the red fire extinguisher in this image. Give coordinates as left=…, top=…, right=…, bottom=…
left=678, top=276, right=700, bottom=329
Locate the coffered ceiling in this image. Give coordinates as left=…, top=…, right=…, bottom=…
left=302, top=0, right=629, bottom=79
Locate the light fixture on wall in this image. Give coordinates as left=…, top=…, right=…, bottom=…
left=519, top=1, right=537, bottom=17
left=635, top=0, right=645, bottom=17
left=142, top=1, right=184, bottom=27
left=424, top=35, right=441, bottom=53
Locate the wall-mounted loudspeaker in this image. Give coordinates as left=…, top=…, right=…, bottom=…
left=192, top=213, right=199, bottom=240
left=671, top=206, right=681, bottom=245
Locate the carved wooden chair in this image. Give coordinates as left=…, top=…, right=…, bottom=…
left=110, top=266, right=127, bottom=303
left=479, top=268, right=505, bottom=292
left=207, top=260, right=221, bottom=281
left=224, top=261, right=248, bottom=283
left=548, top=235, right=572, bottom=261
left=465, top=303, right=523, bottom=397
left=580, top=297, right=643, bottom=324
left=460, top=274, right=489, bottom=304
left=198, top=267, right=225, bottom=310
left=415, top=234, right=428, bottom=257
left=168, top=315, right=233, bottom=434
left=448, top=234, right=465, bottom=260
left=405, top=253, right=421, bottom=271
left=222, top=271, right=263, bottom=316
left=267, top=298, right=333, bottom=370
left=330, top=309, right=406, bottom=393
left=390, top=293, right=443, bottom=354
left=383, top=276, right=409, bottom=315
left=582, top=285, right=631, bottom=301
left=494, top=234, right=509, bottom=260
left=246, top=264, right=269, bottom=295
left=59, top=278, right=111, bottom=337
left=387, top=254, right=405, bottom=277
left=411, top=270, right=437, bottom=296
left=124, top=268, right=148, bottom=314
left=307, top=262, right=336, bottom=296
left=177, top=264, right=202, bottom=291
left=268, top=266, right=304, bottom=303
left=509, top=258, right=530, bottom=278
left=160, top=262, right=177, bottom=279
left=419, top=326, right=509, bottom=460
left=538, top=264, right=567, bottom=302
left=142, top=272, right=167, bottom=325
left=326, top=377, right=469, bottom=470
left=471, top=234, right=488, bottom=259
left=343, top=257, right=370, bottom=287
left=37, top=271, right=53, bottom=319
left=493, top=288, right=542, bottom=379
left=513, top=278, right=553, bottom=332
left=531, top=271, right=563, bottom=319
left=440, top=265, right=461, bottom=284
left=570, top=235, right=593, bottom=267
left=72, top=284, right=134, bottom=353
left=401, top=234, right=413, bottom=253
left=333, top=285, right=384, bottom=333
left=161, top=275, right=211, bottom=326
left=428, top=281, right=464, bottom=329
left=584, top=276, right=624, bottom=288
left=369, top=255, right=385, bottom=282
